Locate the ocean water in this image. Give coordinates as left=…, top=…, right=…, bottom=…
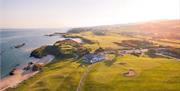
left=0, top=29, right=68, bottom=78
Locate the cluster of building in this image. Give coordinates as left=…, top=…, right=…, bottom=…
left=82, top=47, right=106, bottom=64
left=82, top=52, right=105, bottom=64
left=81, top=47, right=150, bottom=64
left=118, top=49, right=148, bottom=56
left=81, top=46, right=179, bottom=64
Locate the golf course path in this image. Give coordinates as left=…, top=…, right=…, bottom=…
left=76, top=65, right=93, bottom=91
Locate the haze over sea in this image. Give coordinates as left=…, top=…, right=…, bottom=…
left=0, top=29, right=68, bottom=78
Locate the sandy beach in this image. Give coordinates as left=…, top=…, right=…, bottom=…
left=0, top=55, right=54, bottom=91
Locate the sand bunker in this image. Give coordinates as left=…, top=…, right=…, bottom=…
left=123, top=69, right=136, bottom=77
left=118, top=62, right=127, bottom=65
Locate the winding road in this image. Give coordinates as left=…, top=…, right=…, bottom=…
left=76, top=65, right=93, bottom=91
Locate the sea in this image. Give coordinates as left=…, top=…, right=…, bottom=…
left=0, top=29, right=69, bottom=78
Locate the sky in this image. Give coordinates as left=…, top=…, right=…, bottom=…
left=0, top=0, right=180, bottom=28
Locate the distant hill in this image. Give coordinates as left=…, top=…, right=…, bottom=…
left=134, top=20, right=180, bottom=33
left=133, top=20, right=180, bottom=40
left=68, top=19, right=180, bottom=40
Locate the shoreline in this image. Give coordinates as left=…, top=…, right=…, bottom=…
left=0, top=55, right=55, bottom=91
left=0, top=31, right=82, bottom=91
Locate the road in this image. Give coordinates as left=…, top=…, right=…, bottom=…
left=76, top=65, right=93, bottom=91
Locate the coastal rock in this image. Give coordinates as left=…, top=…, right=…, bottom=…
left=30, top=45, right=59, bottom=58
left=32, top=63, right=44, bottom=71
left=9, top=69, right=16, bottom=75
left=14, top=43, right=25, bottom=48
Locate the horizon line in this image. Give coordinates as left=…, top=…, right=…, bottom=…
left=1, top=19, right=179, bottom=29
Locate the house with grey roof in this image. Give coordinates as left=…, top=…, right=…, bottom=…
left=82, top=52, right=105, bottom=64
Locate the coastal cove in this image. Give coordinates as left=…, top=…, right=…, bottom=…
left=0, top=29, right=81, bottom=78
left=0, top=55, right=54, bottom=91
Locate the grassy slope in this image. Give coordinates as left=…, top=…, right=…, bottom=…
left=9, top=55, right=180, bottom=91
left=8, top=58, right=88, bottom=91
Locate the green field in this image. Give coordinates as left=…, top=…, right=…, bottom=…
left=9, top=55, right=180, bottom=91
left=82, top=55, right=180, bottom=91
